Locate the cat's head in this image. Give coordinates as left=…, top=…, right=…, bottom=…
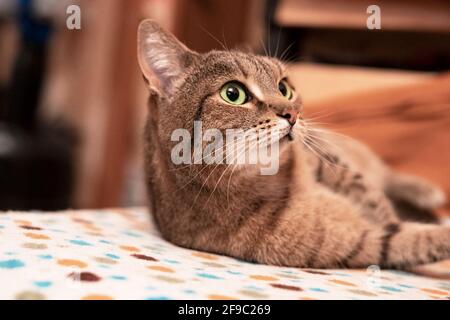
left=138, top=20, right=303, bottom=176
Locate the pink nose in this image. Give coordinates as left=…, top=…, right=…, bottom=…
left=276, top=109, right=298, bottom=125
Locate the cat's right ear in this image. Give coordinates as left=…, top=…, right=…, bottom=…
left=137, top=19, right=198, bottom=97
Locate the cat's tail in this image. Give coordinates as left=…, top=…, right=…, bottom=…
left=373, top=222, right=450, bottom=279
left=362, top=222, right=450, bottom=270
left=250, top=207, right=450, bottom=270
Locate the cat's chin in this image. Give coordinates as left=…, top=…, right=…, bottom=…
left=278, top=132, right=296, bottom=150
left=279, top=133, right=293, bottom=144
left=231, top=138, right=295, bottom=177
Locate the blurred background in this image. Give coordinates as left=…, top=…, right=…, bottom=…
left=0, top=0, right=449, bottom=213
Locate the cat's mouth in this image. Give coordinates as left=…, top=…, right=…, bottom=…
left=280, top=133, right=293, bottom=143
left=280, top=128, right=295, bottom=144
left=287, top=131, right=294, bottom=141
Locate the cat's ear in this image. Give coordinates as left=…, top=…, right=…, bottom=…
left=138, top=19, right=198, bottom=96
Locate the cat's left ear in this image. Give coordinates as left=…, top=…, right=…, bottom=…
left=138, top=19, right=199, bottom=97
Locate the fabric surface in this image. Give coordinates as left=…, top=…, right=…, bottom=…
left=0, top=208, right=449, bottom=300
left=305, top=73, right=450, bottom=215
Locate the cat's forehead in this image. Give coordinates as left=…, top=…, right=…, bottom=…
left=198, top=50, right=286, bottom=87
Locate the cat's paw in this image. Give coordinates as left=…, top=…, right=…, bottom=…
left=410, top=184, right=446, bottom=209
left=388, top=173, right=447, bottom=210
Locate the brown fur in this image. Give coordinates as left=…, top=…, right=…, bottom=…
left=137, top=20, right=449, bottom=270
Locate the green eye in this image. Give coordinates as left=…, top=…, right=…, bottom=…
left=279, top=80, right=293, bottom=99
left=220, top=82, right=248, bottom=105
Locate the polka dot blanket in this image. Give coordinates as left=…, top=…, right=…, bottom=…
left=0, top=208, right=449, bottom=300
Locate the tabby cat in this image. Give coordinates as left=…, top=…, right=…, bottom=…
left=137, top=20, right=448, bottom=270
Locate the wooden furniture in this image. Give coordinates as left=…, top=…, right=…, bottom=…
left=288, top=63, right=432, bottom=106
left=276, top=0, right=450, bottom=32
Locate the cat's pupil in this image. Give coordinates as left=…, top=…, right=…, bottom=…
left=279, top=82, right=287, bottom=96
left=226, top=86, right=240, bottom=101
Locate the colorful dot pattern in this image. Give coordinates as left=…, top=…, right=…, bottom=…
left=0, top=208, right=449, bottom=300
